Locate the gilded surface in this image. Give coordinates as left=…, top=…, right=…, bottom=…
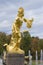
left=4, top=7, right=33, bottom=54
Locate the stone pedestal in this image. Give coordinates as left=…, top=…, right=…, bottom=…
left=6, top=53, right=25, bottom=65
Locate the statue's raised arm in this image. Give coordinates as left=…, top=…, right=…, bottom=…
left=23, top=18, right=33, bottom=28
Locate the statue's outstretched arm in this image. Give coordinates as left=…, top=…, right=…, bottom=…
left=23, top=18, right=34, bottom=28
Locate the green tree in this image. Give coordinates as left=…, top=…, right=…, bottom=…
left=0, top=32, right=11, bottom=55
left=39, top=39, right=43, bottom=49
left=30, top=37, right=40, bottom=59
left=20, top=31, right=31, bottom=55
left=0, top=32, right=6, bottom=44
left=6, top=34, right=11, bottom=44
left=0, top=32, right=7, bottom=55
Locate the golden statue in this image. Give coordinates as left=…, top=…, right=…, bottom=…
left=4, top=7, right=33, bottom=54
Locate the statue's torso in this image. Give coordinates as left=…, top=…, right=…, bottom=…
left=15, top=17, right=23, bottom=29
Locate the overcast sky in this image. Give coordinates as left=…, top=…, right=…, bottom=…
left=0, top=0, right=43, bottom=38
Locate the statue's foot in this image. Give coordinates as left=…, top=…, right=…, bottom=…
left=12, top=47, right=25, bottom=54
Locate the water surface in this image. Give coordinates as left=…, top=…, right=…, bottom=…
left=0, top=58, right=2, bottom=65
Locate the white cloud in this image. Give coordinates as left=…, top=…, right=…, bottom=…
left=30, top=32, right=43, bottom=39
left=0, top=20, right=10, bottom=27
left=0, top=0, right=43, bottom=38
left=0, top=12, right=6, bottom=17
left=25, top=6, right=43, bottom=27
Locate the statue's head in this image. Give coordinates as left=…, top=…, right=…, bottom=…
left=18, top=7, right=24, bottom=17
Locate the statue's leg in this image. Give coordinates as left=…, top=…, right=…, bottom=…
left=13, top=32, right=21, bottom=48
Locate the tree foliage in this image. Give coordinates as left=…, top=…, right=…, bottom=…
left=0, top=32, right=11, bottom=55
left=0, top=32, right=7, bottom=54
left=39, top=39, right=43, bottom=49
left=30, top=37, right=40, bottom=59
left=20, top=31, right=31, bottom=55
left=0, top=31, right=43, bottom=60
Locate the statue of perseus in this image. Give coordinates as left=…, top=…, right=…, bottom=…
left=4, top=7, right=33, bottom=54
